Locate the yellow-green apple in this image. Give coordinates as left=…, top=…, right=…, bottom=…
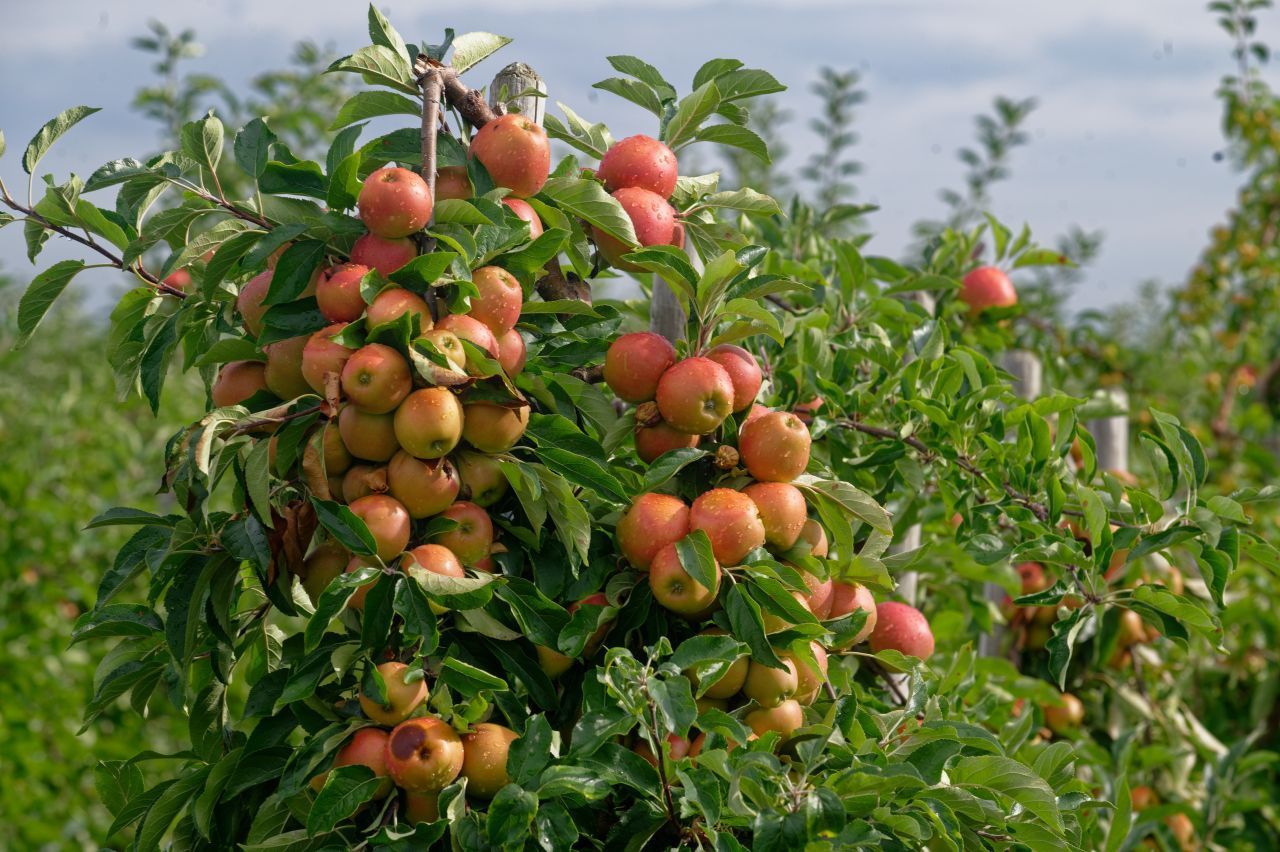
left=404, top=543, right=465, bottom=613
left=635, top=420, right=700, bottom=463
left=403, top=790, right=439, bottom=823
left=694, top=696, right=728, bottom=715
left=385, top=715, right=464, bottom=793
left=604, top=331, right=677, bottom=403
left=707, top=344, right=763, bottom=412
left=351, top=233, right=417, bottom=275
left=317, top=263, right=370, bottom=323
left=394, top=388, right=464, bottom=459
left=468, top=266, right=523, bottom=335
left=745, top=698, right=804, bottom=740
left=433, top=501, right=493, bottom=566
left=455, top=452, right=509, bottom=507
left=1042, top=692, right=1084, bottom=734
left=339, top=406, right=400, bottom=462
left=592, top=187, right=677, bottom=269
left=342, top=464, right=387, bottom=503
left=212, top=360, right=268, bottom=407
left=264, top=335, right=312, bottom=400
left=349, top=494, right=412, bottom=561
left=761, top=589, right=812, bottom=634
left=359, top=166, right=433, bottom=238
left=461, top=401, right=530, bottom=453
left=617, top=492, right=690, bottom=570
left=743, top=657, right=799, bottom=707
left=360, top=661, right=428, bottom=725
left=648, top=543, right=720, bottom=617
left=690, top=488, right=766, bottom=565
left=742, top=482, right=806, bottom=550
left=468, top=114, right=550, bottom=197
left=656, top=357, right=735, bottom=434
left=797, top=519, right=829, bottom=557
left=828, top=581, right=877, bottom=645
left=341, top=344, right=412, bottom=414
left=435, top=165, right=472, bottom=201
left=869, top=601, right=934, bottom=659
left=739, top=411, right=811, bottom=482
left=535, top=644, right=573, bottom=678
left=787, top=643, right=829, bottom=705
left=960, top=266, right=1017, bottom=312
left=496, top=328, right=526, bottom=377
left=598, top=134, right=678, bottom=198
left=502, top=198, right=544, bottom=238
left=688, top=628, right=748, bottom=699
left=236, top=271, right=272, bottom=337
left=302, top=542, right=348, bottom=604
left=310, top=420, right=353, bottom=476
left=367, top=287, right=433, bottom=332
left=460, top=723, right=518, bottom=798
left=418, top=329, right=467, bottom=374
left=387, top=452, right=460, bottom=518
left=301, top=324, right=356, bottom=393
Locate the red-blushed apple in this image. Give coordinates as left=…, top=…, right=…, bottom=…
left=869, top=601, right=934, bottom=660
left=1130, top=785, right=1159, bottom=811
left=317, top=263, right=370, bottom=323
left=366, top=287, right=433, bottom=332
left=359, top=166, right=434, bottom=238
left=799, top=568, right=834, bottom=620
left=345, top=556, right=384, bottom=610
left=460, top=723, right=518, bottom=798
left=571, top=592, right=614, bottom=655
left=403, top=791, right=439, bottom=823
left=745, top=698, right=804, bottom=741
left=302, top=542, right=348, bottom=604
left=1042, top=692, right=1084, bottom=735
left=419, top=329, right=467, bottom=374
left=635, top=420, right=700, bottom=463
left=792, top=396, right=824, bottom=425
left=598, top=134, right=678, bottom=198
left=338, top=406, right=400, bottom=462
left=743, top=404, right=771, bottom=427
left=603, top=331, right=677, bottom=404
left=690, top=488, right=766, bottom=565
left=264, top=335, right=312, bottom=400
left=384, top=715, right=465, bottom=793
left=535, top=644, right=573, bottom=678
left=1117, top=609, right=1147, bottom=648
left=760, top=589, right=813, bottom=634
left=342, top=464, right=388, bottom=504
left=739, top=411, right=811, bottom=482
left=649, top=543, right=720, bottom=617
left=743, top=657, right=799, bottom=707
left=212, top=360, right=268, bottom=407
left=671, top=221, right=686, bottom=250
left=349, top=494, right=412, bottom=561
left=617, top=492, right=690, bottom=570
left=435, top=165, right=472, bottom=201
left=436, top=314, right=500, bottom=369
left=472, top=542, right=507, bottom=574
left=1165, top=812, right=1195, bottom=850
left=341, top=344, right=412, bottom=414
left=694, top=696, right=728, bottom=715
left=360, top=661, right=428, bottom=726
left=496, top=328, right=526, bottom=377
left=387, top=452, right=460, bottom=518
left=455, top=452, right=509, bottom=507
left=469, top=113, right=551, bottom=198
left=688, top=628, right=747, bottom=699
left=237, top=271, right=273, bottom=337
left=634, top=733, right=691, bottom=767
left=433, top=501, right=494, bottom=566
left=960, top=266, right=1017, bottom=312
left=394, top=388, right=464, bottom=460
left=502, top=198, right=544, bottom=238
left=318, top=728, right=393, bottom=798
left=592, top=187, right=677, bottom=269
left=462, top=400, right=530, bottom=453
left=742, top=482, right=806, bottom=550
left=317, top=421, right=353, bottom=475
left=351, top=233, right=417, bottom=275
left=707, top=344, right=763, bottom=412
left=829, top=581, right=877, bottom=645
left=468, top=266, right=523, bottom=335
left=787, top=643, right=829, bottom=705
left=301, top=324, right=356, bottom=393
left=656, top=357, right=735, bottom=434
left=403, top=544, right=465, bottom=614
left=797, top=519, right=829, bottom=557
left=163, top=267, right=193, bottom=291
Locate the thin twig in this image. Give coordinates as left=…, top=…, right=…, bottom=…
left=229, top=403, right=325, bottom=436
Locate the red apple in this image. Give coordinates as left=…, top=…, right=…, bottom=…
left=462, top=401, right=530, bottom=453
left=690, top=488, right=766, bottom=566
left=341, top=344, right=412, bottom=414
left=385, top=715, right=464, bottom=793
left=635, top=420, right=700, bottom=463
left=742, top=482, right=806, bottom=550
left=592, top=187, right=676, bottom=269
left=460, top=723, right=518, bottom=798
left=960, top=266, right=1017, bottom=312
left=393, top=388, right=464, bottom=460
left=469, top=266, right=523, bottom=335
left=598, top=135, right=678, bottom=198
left=404, top=543, right=465, bottom=613
left=745, top=699, right=804, bottom=741
left=435, top=165, right=472, bottom=201
left=318, top=728, right=393, bottom=799
left=418, top=329, right=467, bottom=374
left=351, top=233, right=417, bottom=275
left=359, top=166, right=434, bottom=238
left=656, top=357, right=735, bottom=435
left=502, top=198, right=544, bottom=239
left=648, top=543, right=719, bottom=617
left=603, top=332, right=677, bottom=404
left=433, top=501, right=494, bottom=566
left=799, top=569, right=834, bottom=620
left=634, top=733, right=691, bottom=767
left=387, top=451, right=460, bottom=518
left=1042, top=693, right=1085, bottom=734
left=349, top=494, right=411, bottom=561
left=403, top=791, right=439, bottom=823
left=338, top=406, right=400, bottom=462
left=707, top=344, right=763, bottom=412
left=829, top=582, right=877, bottom=645
left=212, top=360, right=268, bottom=407
left=869, top=601, right=934, bottom=660
left=302, top=323, right=356, bottom=393
left=164, top=267, right=193, bottom=291
left=436, top=314, right=500, bottom=367
left=314, top=421, right=353, bottom=476
left=617, top=493, right=690, bottom=570
left=496, top=328, right=527, bottom=377
left=237, top=271, right=273, bottom=337
left=798, top=519, right=829, bottom=558
left=317, top=263, right=371, bottom=323
left=342, top=464, right=388, bottom=503
left=739, top=411, right=811, bottom=482
left=469, top=114, right=551, bottom=198
left=367, top=287, right=433, bottom=333
left=360, top=661, right=428, bottom=726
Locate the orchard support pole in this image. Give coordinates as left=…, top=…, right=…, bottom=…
left=489, top=62, right=548, bottom=123
left=978, top=350, right=1043, bottom=658
left=1089, top=389, right=1130, bottom=473
left=891, top=291, right=936, bottom=610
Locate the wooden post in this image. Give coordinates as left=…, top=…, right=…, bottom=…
left=488, top=62, right=547, bottom=124
left=650, top=281, right=686, bottom=343
left=978, top=350, right=1043, bottom=658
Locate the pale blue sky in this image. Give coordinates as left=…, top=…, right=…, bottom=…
left=0, top=0, right=1264, bottom=311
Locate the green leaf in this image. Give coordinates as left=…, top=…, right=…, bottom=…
left=452, top=32, right=514, bottom=73
left=539, top=177, right=637, bottom=246
left=700, top=188, right=781, bottom=216
left=135, top=767, right=211, bottom=852
left=487, top=784, right=538, bottom=848
left=15, top=259, right=86, bottom=346
left=264, top=240, right=326, bottom=305
left=606, top=56, right=676, bottom=99
left=389, top=252, right=457, bottom=288
left=693, top=125, right=771, bottom=163
left=1012, top=247, right=1072, bottom=269
left=311, top=497, right=378, bottom=555
left=716, top=68, right=786, bottom=102
left=328, top=45, right=419, bottom=95
left=85, top=158, right=152, bottom=191
left=724, top=585, right=782, bottom=668
left=180, top=112, right=224, bottom=176
left=950, top=756, right=1064, bottom=834
left=663, top=81, right=721, bottom=149
left=23, top=105, right=100, bottom=174
left=440, top=657, right=509, bottom=693
left=259, top=160, right=327, bottom=199
left=675, top=530, right=719, bottom=595
left=593, top=77, right=664, bottom=116
left=234, top=118, right=277, bottom=179
left=330, top=91, right=421, bottom=130
left=640, top=447, right=708, bottom=493
left=368, top=4, right=409, bottom=58
left=544, top=103, right=614, bottom=160
left=72, top=604, right=164, bottom=644
left=308, top=766, right=384, bottom=834
left=692, top=58, right=745, bottom=90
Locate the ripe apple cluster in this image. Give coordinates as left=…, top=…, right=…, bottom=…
left=588, top=135, right=685, bottom=268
